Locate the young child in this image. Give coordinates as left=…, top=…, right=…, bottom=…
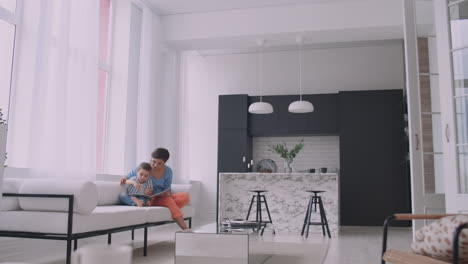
left=119, top=162, right=153, bottom=207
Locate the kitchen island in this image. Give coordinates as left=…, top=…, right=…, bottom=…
left=218, top=173, right=339, bottom=234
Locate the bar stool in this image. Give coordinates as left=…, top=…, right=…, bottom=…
left=245, top=190, right=275, bottom=235
left=301, top=190, right=331, bottom=238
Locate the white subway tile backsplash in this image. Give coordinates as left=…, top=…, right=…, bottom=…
left=252, top=136, right=340, bottom=173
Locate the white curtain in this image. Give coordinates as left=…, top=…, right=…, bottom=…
left=7, top=0, right=99, bottom=179
left=133, top=6, right=185, bottom=183
left=134, top=6, right=187, bottom=183
left=131, top=5, right=160, bottom=169
left=159, top=50, right=188, bottom=183
left=100, top=1, right=164, bottom=176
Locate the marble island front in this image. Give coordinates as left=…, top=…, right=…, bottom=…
left=218, top=173, right=339, bottom=234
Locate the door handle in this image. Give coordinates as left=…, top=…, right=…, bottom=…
left=445, top=124, right=450, bottom=143
left=243, top=156, right=246, bottom=163
left=415, top=134, right=419, bottom=151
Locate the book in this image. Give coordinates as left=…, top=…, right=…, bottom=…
left=129, top=188, right=170, bottom=199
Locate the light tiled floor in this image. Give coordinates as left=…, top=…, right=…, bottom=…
left=192, top=223, right=412, bottom=264
left=0, top=223, right=412, bottom=264
left=323, top=226, right=412, bottom=264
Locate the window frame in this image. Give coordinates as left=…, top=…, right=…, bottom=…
left=0, top=0, right=22, bottom=165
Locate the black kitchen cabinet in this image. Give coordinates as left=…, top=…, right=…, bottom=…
left=217, top=94, right=252, bottom=173
left=248, top=94, right=338, bottom=136
left=217, top=95, right=253, bottom=231
left=218, top=128, right=252, bottom=173
left=338, top=90, right=410, bottom=226
left=219, top=94, right=249, bottom=129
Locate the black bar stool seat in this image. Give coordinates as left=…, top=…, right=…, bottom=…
left=301, top=190, right=331, bottom=238
left=246, top=190, right=275, bottom=235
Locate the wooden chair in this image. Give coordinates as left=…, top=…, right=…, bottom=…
left=381, top=214, right=468, bottom=264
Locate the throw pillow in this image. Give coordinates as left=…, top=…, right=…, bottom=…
left=411, top=215, right=468, bottom=263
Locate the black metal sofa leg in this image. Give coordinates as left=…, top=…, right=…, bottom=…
left=144, top=227, right=148, bottom=256
left=66, top=239, right=72, bottom=264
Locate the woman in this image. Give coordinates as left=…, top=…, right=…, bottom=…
left=121, top=148, right=190, bottom=230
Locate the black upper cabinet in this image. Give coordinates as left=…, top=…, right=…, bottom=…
left=248, top=94, right=338, bottom=136
left=218, top=94, right=249, bottom=129
left=338, top=90, right=410, bottom=226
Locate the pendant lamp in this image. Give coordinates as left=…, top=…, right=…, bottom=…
left=288, top=36, right=314, bottom=113
left=248, top=39, right=273, bottom=114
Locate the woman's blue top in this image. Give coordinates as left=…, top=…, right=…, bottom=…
left=126, top=165, right=172, bottom=194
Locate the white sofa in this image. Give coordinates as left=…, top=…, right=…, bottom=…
left=0, top=178, right=200, bottom=264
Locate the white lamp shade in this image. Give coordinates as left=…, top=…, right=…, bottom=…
left=288, top=100, right=314, bottom=113
left=248, top=102, right=274, bottom=114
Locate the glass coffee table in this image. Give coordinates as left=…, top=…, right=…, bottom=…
left=175, top=221, right=262, bottom=264
left=175, top=231, right=249, bottom=264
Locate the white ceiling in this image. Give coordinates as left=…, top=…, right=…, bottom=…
left=147, top=0, right=363, bottom=15
left=152, top=0, right=433, bottom=52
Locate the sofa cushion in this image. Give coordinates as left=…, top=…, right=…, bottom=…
left=0, top=205, right=146, bottom=234
left=19, top=180, right=98, bottom=214
left=1, top=178, right=24, bottom=211
left=94, top=181, right=126, bottom=205
left=411, top=215, right=468, bottom=263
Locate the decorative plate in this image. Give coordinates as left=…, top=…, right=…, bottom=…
left=256, top=159, right=277, bottom=173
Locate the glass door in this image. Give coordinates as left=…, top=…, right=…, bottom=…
left=0, top=0, right=18, bottom=211
left=450, top=0, right=468, bottom=195
left=434, top=0, right=468, bottom=213
left=402, top=0, right=446, bottom=232
left=415, top=1, right=446, bottom=204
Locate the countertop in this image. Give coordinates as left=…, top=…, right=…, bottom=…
left=218, top=172, right=339, bottom=233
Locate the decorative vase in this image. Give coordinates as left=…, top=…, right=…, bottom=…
left=284, top=160, right=292, bottom=173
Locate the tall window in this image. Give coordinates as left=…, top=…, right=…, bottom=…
left=0, top=0, right=18, bottom=123
left=448, top=0, right=468, bottom=193
left=97, top=0, right=112, bottom=171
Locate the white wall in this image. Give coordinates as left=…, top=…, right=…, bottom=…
left=253, top=136, right=340, bottom=173
left=182, top=43, right=404, bottom=223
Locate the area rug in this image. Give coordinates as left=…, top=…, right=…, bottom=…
left=133, top=239, right=328, bottom=264
left=0, top=229, right=328, bottom=264
left=249, top=240, right=329, bottom=264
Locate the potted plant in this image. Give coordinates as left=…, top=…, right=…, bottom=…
left=269, top=139, right=304, bottom=173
